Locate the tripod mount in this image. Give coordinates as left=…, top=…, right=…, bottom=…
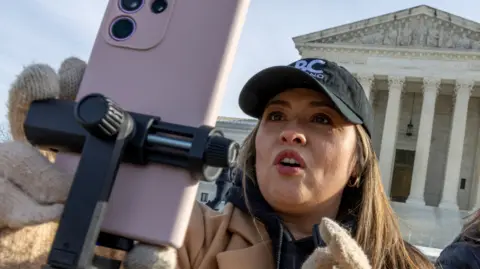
left=23, top=93, right=239, bottom=269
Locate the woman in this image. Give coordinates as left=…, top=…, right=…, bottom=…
left=435, top=211, right=480, bottom=268
left=0, top=57, right=433, bottom=269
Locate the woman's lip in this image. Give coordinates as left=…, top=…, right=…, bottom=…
left=273, top=149, right=306, bottom=168
left=276, top=164, right=304, bottom=176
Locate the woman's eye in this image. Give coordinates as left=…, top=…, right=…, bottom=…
left=311, top=113, right=332, bottom=124
left=267, top=111, right=285, bottom=121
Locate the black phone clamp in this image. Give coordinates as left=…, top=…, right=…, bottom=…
left=23, top=93, right=240, bottom=269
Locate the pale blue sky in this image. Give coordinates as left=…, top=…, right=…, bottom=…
left=1, top=1, right=479, bottom=126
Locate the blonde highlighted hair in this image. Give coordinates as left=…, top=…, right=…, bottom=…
left=236, top=122, right=433, bottom=269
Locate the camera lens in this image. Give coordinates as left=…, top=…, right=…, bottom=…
left=151, top=0, right=168, bottom=14
left=110, top=17, right=136, bottom=41
left=120, top=0, right=144, bottom=12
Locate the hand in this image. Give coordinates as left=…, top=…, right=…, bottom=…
left=301, top=218, right=371, bottom=269
left=1, top=57, right=85, bottom=228
left=0, top=141, right=67, bottom=228
left=0, top=58, right=178, bottom=269
left=124, top=244, right=177, bottom=269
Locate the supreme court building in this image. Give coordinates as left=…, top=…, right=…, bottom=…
left=197, top=5, right=480, bottom=250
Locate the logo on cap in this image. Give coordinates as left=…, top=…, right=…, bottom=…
left=293, top=59, right=326, bottom=80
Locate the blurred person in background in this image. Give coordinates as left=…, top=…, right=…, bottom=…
left=435, top=210, right=480, bottom=268
left=206, top=168, right=234, bottom=211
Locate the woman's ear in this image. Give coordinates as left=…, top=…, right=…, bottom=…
left=349, top=132, right=365, bottom=182
left=346, top=156, right=362, bottom=188
left=348, top=153, right=359, bottom=180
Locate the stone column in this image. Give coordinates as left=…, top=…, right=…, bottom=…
left=439, top=80, right=474, bottom=209
left=407, top=77, right=440, bottom=206
left=356, top=74, right=375, bottom=100
left=379, top=76, right=405, bottom=195
left=370, top=90, right=377, bottom=105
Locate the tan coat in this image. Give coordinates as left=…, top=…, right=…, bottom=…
left=0, top=202, right=274, bottom=269
left=178, top=202, right=275, bottom=269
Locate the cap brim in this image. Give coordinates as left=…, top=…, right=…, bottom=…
left=239, top=66, right=363, bottom=125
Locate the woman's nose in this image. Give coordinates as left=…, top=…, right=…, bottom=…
left=280, top=129, right=307, bottom=145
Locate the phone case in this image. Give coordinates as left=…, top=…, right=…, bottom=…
left=54, top=0, right=249, bottom=248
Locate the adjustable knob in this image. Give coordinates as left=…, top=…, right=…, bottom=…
left=204, top=135, right=239, bottom=168
left=74, top=93, right=125, bottom=139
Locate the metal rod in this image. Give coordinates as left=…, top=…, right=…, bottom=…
left=147, top=134, right=192, bottom=150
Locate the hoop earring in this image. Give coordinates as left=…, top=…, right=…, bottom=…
left=347, top=176, right=360, bottom=188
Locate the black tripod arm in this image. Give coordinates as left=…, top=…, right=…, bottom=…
left=23, top=94, right=240, bottom=269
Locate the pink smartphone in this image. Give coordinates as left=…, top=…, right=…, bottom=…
left=54, top=0, right=249, bottom=248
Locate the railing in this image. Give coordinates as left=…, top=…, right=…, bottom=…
left=407, top=230, right=444, bottom=262
left=415, top=245, right=442, bottom=262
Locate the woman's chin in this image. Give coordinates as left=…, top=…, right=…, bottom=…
left=269, top=196, right=309, bottom=215
left=258, top=170, right=310, bottom=206
left=265, top=186, right=307, bottom=206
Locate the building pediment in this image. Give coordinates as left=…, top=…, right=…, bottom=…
left=293, top=5, right=480, bottom=51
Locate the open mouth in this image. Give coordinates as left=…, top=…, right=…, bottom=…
left=274, top=150, right=306, bottom=169
left=279, top=157, right=302, bottom=167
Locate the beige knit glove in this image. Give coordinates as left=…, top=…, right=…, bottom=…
left=0, top=57, right=177, bottom=269
left=301, top=218, right=371, bottom=269
left=1, top=58, right=84, bottom=229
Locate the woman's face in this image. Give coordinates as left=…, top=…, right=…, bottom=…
left=255, top=88, right=358, bottom=215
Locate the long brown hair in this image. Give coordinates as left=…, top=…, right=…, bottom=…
left=236, top=122, right=433, bottom=269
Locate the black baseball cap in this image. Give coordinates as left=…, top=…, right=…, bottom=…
left=238, top=58, right=374, bottom=137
